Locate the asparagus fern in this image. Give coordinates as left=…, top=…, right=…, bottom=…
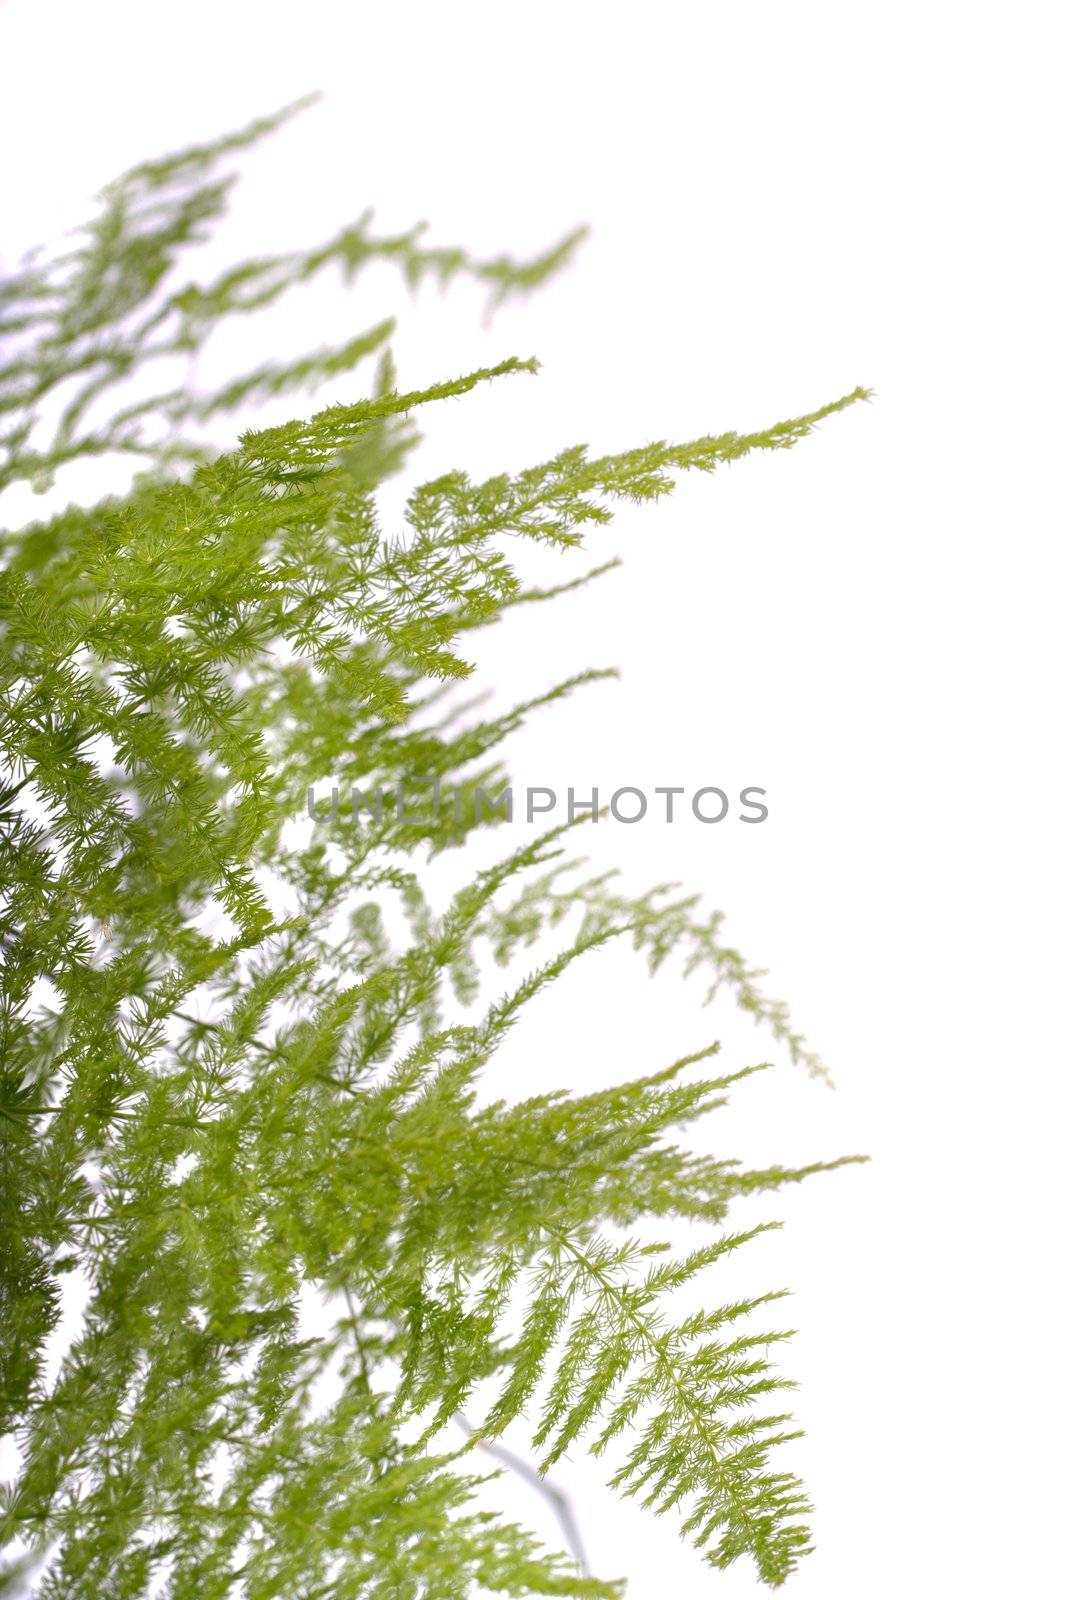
left=0, top=100, right=867, bottom=1597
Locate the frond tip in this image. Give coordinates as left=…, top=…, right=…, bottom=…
left=469, top=1226, right=809, bottom=1586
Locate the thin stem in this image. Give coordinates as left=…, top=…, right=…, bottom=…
left=455, top=1412, right=592, bottom=1578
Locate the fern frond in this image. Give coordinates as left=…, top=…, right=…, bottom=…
left=0, top=101, right=867, bottom=1597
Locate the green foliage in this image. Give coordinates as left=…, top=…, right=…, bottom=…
left=0, top=101, right=867, bottom=1596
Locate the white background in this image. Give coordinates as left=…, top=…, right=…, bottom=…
left=2, top=2, right=1065, bottom=1595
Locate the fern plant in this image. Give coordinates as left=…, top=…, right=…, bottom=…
left=0, top=101, right=868, bottom=1597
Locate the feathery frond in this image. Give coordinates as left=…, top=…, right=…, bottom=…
left=0, top=102, right=867, bottom=1597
